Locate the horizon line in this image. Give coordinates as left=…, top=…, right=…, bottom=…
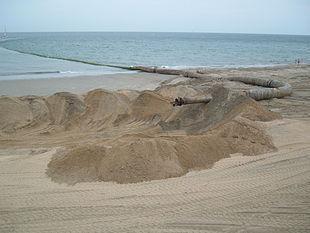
left=3, top=30, right=310, bottom=36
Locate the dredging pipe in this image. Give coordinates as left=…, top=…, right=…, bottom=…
left=228, top=77, right=292, bottom=101
left=129, top=66, right=292, bottom=103
left=129, top=66, right=207, bottom=78
left=172, top=96, right=212, bottom=106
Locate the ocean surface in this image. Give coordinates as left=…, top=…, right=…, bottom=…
left=0, top=32, right=310, bottom=80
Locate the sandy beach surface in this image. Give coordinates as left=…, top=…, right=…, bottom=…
left=0, top=65, right=309, bottom=232
left=0, top=72, right=172, bottom=96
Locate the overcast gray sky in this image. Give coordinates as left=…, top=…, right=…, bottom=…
left=1, top=0, right=309, bottom=35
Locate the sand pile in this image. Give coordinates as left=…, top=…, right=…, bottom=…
left=47, top=115, right=275, bottom=184
left=45, top=86, right=279, bottom=184
left=0, top=92, right=85, bottom=134
left=79, top=89, right=131, bottom=130
left=0, top=89, right=174, bottom=134
left=0, top=95, right=49, bottom=133
left=46, top=92, right=86, bottom=130
left=159, top=86, right=280, bottom=133
left=77, top=90, right=173, bottom=129
left=130, top=91, right=172, bottom=122
left=47, top=138, right=185, bottom=184
left=0, top=85, right=280, bottom=184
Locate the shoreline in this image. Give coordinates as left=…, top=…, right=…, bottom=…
left=0, top=72, right=175, bottom=96
left=1, top=64, right=309, bottom=97
left=1, top=45, right=309, bottom=82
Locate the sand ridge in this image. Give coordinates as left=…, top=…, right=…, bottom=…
left=0, top=84, right=279, bottom=184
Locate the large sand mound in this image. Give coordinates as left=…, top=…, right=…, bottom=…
left=47, top=116, right=275, bottom=184
left=47, top=138, right=185, bottom=184
left=0, top=86, right=279, bottom=135
left=159, top=86, right=280, bottom=133
left=46, top=92, right=85, bottom=130
left=0, top=89, right=174, bottom=134
left=45, top=87, right=278, bottom=184
left=79, top=89, right=131, bottom=130
left=130, top=91, right=172, bottom=122
left=0, top=95, right=49, bottom=133
left=0, top=86, right=280, bottom=184
left=0, top=96, right=34, bottom=133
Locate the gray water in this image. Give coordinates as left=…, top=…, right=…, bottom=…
left=0, top=32, right=309, bottom=80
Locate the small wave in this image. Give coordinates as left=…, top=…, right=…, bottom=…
left=0, top=71, right=61, bottom=76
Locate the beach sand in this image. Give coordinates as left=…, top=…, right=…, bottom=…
left=0, top=65, right=309, bottom=232
left=0, top=72, right=174, bottom=96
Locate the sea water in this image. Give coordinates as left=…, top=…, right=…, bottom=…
left=0, top=32, right=309, bottom=80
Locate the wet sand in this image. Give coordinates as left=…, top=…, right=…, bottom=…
left=0, top=72, right=174, bottom=96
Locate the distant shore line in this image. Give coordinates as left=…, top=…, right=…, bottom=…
left=0, top=45, right=308, bottom=74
